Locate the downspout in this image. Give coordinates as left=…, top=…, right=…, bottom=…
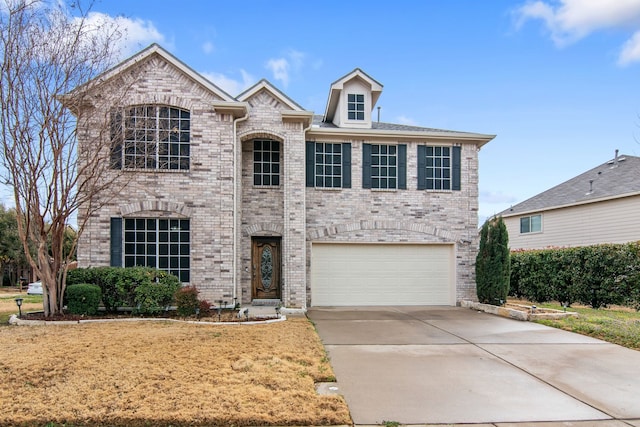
left=232, top=111, right=249, bottom=305
left=299, top=117, right=313, bottom=309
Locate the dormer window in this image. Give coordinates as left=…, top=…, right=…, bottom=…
left=347, top=94, right=365, bottom=120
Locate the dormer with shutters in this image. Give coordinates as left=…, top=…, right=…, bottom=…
left=322, top=68, right=383, bottom=129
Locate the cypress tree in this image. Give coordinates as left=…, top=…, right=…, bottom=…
left=476, top=216, right=511, bottom=304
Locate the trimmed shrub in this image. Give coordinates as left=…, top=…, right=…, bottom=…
left=67, top=267, right=181, bottom=314
left=65, top=284, right=101, bottom=315
left=175, top=286, right=199, bottom=317
left=510, top=242, right=640, bottom=309
left=476, top=216, right=510, bottom=304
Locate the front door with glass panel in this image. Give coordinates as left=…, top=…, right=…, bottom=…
left=251, top=237, right=281, bottom=300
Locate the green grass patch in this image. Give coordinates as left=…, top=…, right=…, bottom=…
left=0, top=294, right=43, bottom=304
left=532, top=302, right=640, bottom=350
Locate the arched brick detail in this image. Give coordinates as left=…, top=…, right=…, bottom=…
left=238, top=129, right=285, bottom=143
left=243, top=222, right=284, bottom=237
left=119, top=200, right=192, bottom=217
left=306, top=220, right=462, bottom=242
left=122, top=96, right=195, bottom=112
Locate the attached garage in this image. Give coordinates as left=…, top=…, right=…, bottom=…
left=310, top=243, right=455, bottom=306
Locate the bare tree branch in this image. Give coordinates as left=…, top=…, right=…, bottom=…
left=0, top=0, right=132, bottom=316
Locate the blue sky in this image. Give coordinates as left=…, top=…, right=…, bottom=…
left=90, top=0, right=640, bottom=222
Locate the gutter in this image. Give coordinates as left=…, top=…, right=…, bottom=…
left=307, top=127, right=495, bottom=147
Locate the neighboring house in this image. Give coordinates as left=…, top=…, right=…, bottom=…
left=498, top=151, right=640, bottom=250
left=68, top=44, right=494, bottom=308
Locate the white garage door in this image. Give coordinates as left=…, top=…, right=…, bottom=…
left=311, top=243, right=454, bottom=306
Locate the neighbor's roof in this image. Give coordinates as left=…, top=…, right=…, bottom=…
left=500, top=154, right=640, bottom=217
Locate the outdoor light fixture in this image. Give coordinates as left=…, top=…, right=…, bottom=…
left=216, top=300, right=223, bottom=322
left=275, top=305, right=281, bottom=318
left=15, top=298, right=23, bottom=318
left=195, top=307, right=200, bottom=319
left=243, top=308, right=249, bottom=321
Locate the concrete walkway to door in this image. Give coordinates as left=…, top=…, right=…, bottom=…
left=307, top=306, right=640, bottom=427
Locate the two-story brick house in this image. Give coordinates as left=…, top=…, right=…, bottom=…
left=70, top=44, right=494, bottom=309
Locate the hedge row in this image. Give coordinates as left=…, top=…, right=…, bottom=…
left=509, top=242, right=640, bottom=309
left=66, top=267, right=182, bottom=314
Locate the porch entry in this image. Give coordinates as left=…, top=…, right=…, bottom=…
left=251, top=237, right=281, bottom=300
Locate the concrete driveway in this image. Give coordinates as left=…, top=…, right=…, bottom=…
left=307, top=306, right=640, bottom=426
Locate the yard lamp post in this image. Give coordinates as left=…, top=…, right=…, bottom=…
left=15, top=298, right=23, bottom=318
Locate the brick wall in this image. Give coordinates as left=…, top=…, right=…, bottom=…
left=77, top=53, right=481, bottom=309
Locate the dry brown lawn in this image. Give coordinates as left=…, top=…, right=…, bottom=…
left=0, top=318, right=351, bottom=426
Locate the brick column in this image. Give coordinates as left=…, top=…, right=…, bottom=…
left=282, top=122, right=307, bottom=308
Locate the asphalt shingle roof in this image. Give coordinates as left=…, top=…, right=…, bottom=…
left=500, top=154, right=640, bottom=216
left=311, top=115, right=476, bottom=134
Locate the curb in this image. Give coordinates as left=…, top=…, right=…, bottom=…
left=8, top=314, right=287, bottom=326
left=461, top=300, right=578, bottom=321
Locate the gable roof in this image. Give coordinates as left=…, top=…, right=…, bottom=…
left=236, top=79, right=305, bottom=110
left=500, top=153, right=640, bottom=217
left=323, top=68, right=383, bottom=122
left=64, top=43, right=237, bottom=104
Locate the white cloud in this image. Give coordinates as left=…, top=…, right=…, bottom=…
left=396, top=115, right=417, bottom=126
left=202, top=41, right=214, bottom=55
left=265, top=49, right=308, bottom=88
left=514, top=0, right=640, bottom=64
left=200, top=69, right=256, bottom=96
left=479, top=190, right=519, bottom=205
left=266, top=57, right=290, bottom=87
left=72, top=12, right=168, bottom=60
left=618, top=29, right=640, bottom=65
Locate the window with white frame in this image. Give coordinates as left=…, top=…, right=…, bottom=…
left=417, top=145, right=461, bottom=191
left=305, top=142, right=351, bottom=189
left=315, top=143, right=343, bottom=188
left=520, top=214, right=542, bottom=234
left=370, top=144, right=397, bottom=189
left=123, top=218, right=190, bottom=282
left=253, top=139, right=280, bottom=186
left=347, top=93, right=365, bottom=120
left=425, top=146, right=451, bottom=190
left=111, top=105, right=190, bottom=170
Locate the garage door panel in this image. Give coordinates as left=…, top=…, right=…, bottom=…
left=311, top=243, right=454, bottom=306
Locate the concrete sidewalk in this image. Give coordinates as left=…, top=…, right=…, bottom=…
left=307, top=306, right=640, bottom=427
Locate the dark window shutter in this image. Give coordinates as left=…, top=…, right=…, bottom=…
left=398, top=144, right=407, bottom=190
left=417, top=145, right=426, bottom=190
left=305, top=141, right=315, bottom=187
left=110, top=218, right=123, bottom=267
left=452, top=146, right=461, bottom=191
left=342, top=143, right=351, bottom=188
left=362, top=143, right=372, bottom=189
left=110, top=110, right=123, bottom=169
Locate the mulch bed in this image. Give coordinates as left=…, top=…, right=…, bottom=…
left=20, top=310, right=276, bottom=323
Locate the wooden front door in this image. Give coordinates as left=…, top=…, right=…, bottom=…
left=252, top=237, right=281, bottom=300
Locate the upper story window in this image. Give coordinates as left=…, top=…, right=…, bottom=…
left=520, top=214, right=542, bottom=234
left=253, top=139, right=280, bottom=186
left=347, top=93, right=365, bottom=120
left=305, top=141, right=352, bottom=189
left=417, top=145, right=461, bottom=191
left=111, top=105, right=190, bottom=171
left=362, top=144, right=407, bottom=190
